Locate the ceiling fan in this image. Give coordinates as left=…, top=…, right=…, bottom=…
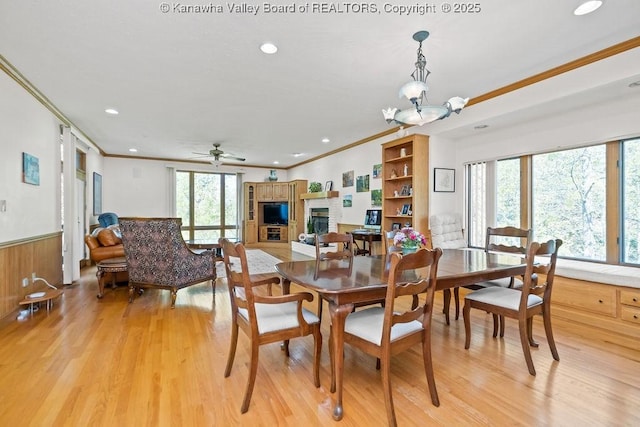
left=193, top=143, right=246, bottom=164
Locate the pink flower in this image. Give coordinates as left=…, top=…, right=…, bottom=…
left=393, top=227, right=426, bottom=248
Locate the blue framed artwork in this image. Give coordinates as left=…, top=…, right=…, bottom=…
left=22, top=152, right=40, bottom=185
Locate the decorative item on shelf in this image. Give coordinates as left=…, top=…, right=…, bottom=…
left=309, top=182, right=322, bottom=192
left=403, top=163, right=409, bottom=176
left=393, top=227, right=427, bottom=255
left=394, top=190, right=399, bottom=197
left=382, top=30, right=468, bottom=126
left=400, top=148, right=407, bottom=157
left=305, top=216, right=316, bottom=244
left=391, top=169, right=398, bottom=179
left=268, top=169, right=278, bottom=181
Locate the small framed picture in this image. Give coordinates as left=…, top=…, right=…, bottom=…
left=400, top=185, right=410, bottom=196
left=392, top=222, right=401, bottom=231
left=401, top=204, right=411, bottom=215
left=325, top=180, right=333, bottom=191
left=434, top=168, right=455, bottom=192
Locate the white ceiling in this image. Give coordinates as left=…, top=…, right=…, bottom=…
left=1, top=1, right=639, bottom=167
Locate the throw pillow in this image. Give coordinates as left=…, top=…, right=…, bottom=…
left=97, top=229, right=121, bottom=246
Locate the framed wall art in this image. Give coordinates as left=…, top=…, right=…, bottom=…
left=434, top=168, right=455, bottom=192
left=22, top=152, right=40, bottom=185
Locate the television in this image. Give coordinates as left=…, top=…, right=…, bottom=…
left=262, top=203, right=288, bottom=225
left=364, top=209, right=382, bottom=230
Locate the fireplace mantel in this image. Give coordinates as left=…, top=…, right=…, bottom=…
left=300, top=191, right=339, bottom=200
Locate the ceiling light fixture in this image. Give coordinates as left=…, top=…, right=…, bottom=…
left=573, top=1, right=603, bottom=15
left=383, top=30, right=468, bottom=127
left=210, top=159, right=222, bottom=168
left=105, top=108, right=119, bottom=115
left=128, top=148, right=138, bottom=152
left=321, top=138, right=330, bottom=143
left=260, top=42, right=278, bottom=54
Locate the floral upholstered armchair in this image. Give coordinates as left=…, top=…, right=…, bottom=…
left=119, top=217, right=217, bottom=308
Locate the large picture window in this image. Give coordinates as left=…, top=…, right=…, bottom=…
left=622, top=138, right=640, bottom=264
left=532, top=145, right=606, bottom=261
left=176, top=171, right=238, bottom=241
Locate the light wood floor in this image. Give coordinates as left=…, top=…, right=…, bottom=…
left=1, top=247, right=638, bottom=426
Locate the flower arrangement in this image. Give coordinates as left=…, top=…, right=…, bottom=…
left=393, top=227, right=427, bottom=250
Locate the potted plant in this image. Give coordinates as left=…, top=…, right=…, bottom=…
left=309, top=182, right=322, bottom=192
left=305, top=216, right=316, bottom=244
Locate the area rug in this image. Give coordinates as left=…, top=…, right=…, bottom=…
left=216, top=249, right=282, bottom=278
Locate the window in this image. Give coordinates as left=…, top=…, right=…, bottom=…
left=622, top=138, right=640, bottom=264
left=532, top=145, right=606, bottom=261
left=466, top=162, right=486, bottom=248
left=496, top=158, right=520, bottom=228
left=176, top=171, right=238, bottom=241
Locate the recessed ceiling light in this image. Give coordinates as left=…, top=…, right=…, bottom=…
left=574, top=1, right=603, bottom=16
left=273, top=160, right=279, bottom=164
left=292, top=152, right=303, bottom=157
left=129, top=148, right=138, bottom=152
left=321, top=138, right=330, bottom=143
left=629, top=81, right=640, bottom=88
left=474, top=124, right=489, bottom=130
left=260, top=42, right=278, bottom=54
left=105, top=108, right=119, bottom=115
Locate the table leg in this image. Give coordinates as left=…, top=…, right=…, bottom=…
left=96, top=269, right=105, bottom=299
left=329, top=301, right=354, bottom=421
left=443, top=288, right=451, bottom=325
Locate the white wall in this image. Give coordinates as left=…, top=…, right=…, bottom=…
left=0, top=71, right=62, bottom=242
left=104, top=156, right=287, bottom=217
left=288, top=132, right=402, bottom=225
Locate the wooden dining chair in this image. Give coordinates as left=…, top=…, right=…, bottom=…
left=451, top=226, right=532, bottom=322
left=340, top=248, right=443, bottom=426
left=463, top=239, right=562, bottom=376
left=219, top=238, right=322, bottom=413
left=315, top=232, right=355, bottom=317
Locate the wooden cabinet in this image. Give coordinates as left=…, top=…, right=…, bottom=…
left=381, top=134, right=429, bottom=234
left=257, top=182, right=288, bottom=201
left=244, top=183, right=257, bottom=244
left=243, top=179, right=307, bottom=246
left=620, top=288, right=640, bottom=324
left=288, top=180, right=307, bottom=242
left=551, top=275, right=640, bottom=342
left=259, top=225, right=288, bottom=242
left=553, top=278, right=616, bottom=317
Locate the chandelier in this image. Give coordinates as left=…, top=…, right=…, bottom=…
left=383, top=30, right=468, bottom=126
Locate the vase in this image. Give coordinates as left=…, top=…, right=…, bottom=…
left=268, top=169, right=278, bottom=181
left=402, top=246, right=418, bottom=255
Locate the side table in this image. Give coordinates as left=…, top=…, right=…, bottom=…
left=19, top=289, right=64, bottom=316
left=96, top=256, right=128, bottom=298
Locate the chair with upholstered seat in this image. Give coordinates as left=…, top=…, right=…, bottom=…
left=220, top=238, right=322, bottom=413
left=315, top=232, right=355, bottom=317
left=453, top=226, right=532, bottom=323
left=430, top=213, right=467, bottom=324
left=341, top=248, right=443, bottom=426
left=463, top=239, right=562, bottom=376
left=119, top=217, right=216, bottom=308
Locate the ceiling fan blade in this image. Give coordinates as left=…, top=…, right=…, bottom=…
left=221, top=154, right=246, bottom=161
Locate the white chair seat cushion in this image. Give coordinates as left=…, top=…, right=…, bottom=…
left=475, top=277, right=523, bottom=288
left=344, top=307, right=422, bottom=346
left=238, top=302, right=319, bottom=334
left=465, top=287, right=542, bottom=310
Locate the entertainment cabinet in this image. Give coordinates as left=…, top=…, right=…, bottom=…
left=243, top=179, right=307, bottom=246
left=259, top=225, right=288, bottom=242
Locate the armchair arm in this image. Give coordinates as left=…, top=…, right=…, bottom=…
left=253, top=292, right=314, bottom=305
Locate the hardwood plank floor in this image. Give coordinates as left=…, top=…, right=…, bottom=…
left=1, top=247, right=638, bottom=426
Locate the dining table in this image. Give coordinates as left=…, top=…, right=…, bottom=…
left=275, top=248, right=529, bottom=421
